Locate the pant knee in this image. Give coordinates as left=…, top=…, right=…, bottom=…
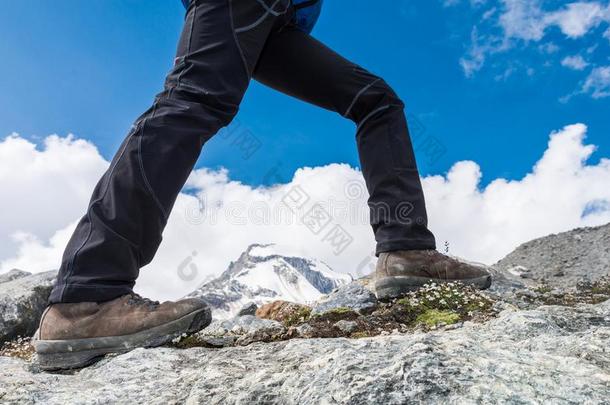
left=346, top=78, right=404, bottom=127
left=157, top=83, right=241, bottom=131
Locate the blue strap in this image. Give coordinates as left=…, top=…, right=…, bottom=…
left=179, top=0, right=323, bottom=34
left=292, top=0, right=323, bottom=33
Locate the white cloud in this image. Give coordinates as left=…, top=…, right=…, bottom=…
left=2, top=125, right=610, bottom=301
left=498, top=0, right=610, bottom=40
left=0, top=134, right=107, bottom=262
left=459, top=27, right=507, bottom=77
left=457, top=0, right=610, bottom=81
left=545, top=1, right=608, bottom=38
left=561, top=54, right=590, bottom=70
left=499, top=0, right=547, bottom=41
left=460, top=28, right=489, bottom=77
left=582, top=65, right=610, bottom=97
left=443, top=0, right=488, bottom=7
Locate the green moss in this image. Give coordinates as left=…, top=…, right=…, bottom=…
left=415, top=309, right=460, bottom=327
left=350, top=331, right=370, bottom=339
left=311, top=306, right=359, bottom=324
left=172, top=335, right=203, bottom=349
left=591, top=278, right=610, bottom=295
left=396, top=298, right=411, bottom=307
left=284, top=306, right=312, bottom=327
left=311, top=307, right=354, bottom=318
left=534, top=284, right=553, bottom=294
left=326, top=307, right=351, bottom=314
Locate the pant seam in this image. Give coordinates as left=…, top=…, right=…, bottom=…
left=57, top=283, right=134, bottom=289
left=254, top=0, right=285, bottom=16
left=173, top=2, right=197, bottom=99
left=93, top=212, right=141, bottom=250
left=377, top=238, right=436, bottom=248
left=344, top=78, right=381, bottom=118
left=229, top=0, right=252, bottom=78
left=137, top=111, right=169, bottom=221
left=58, top=126, right=141, bottom=301
left=235, top=0, right=289, bottom=33
left=356, top=104, right=390, bottom=131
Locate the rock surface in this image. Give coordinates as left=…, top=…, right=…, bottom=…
left=255, top=300, right=311, bottom=325
left=1, top=300, right=609, bottom=404
left=2, top=224, right=610, bottom=403
left=236, top=302, right=258, bottom=317
left=193, top=315, right=286, bottom=347
left=494, top=222, right=610, bottom=288
left=0, top=270, right=56, bottom=343
left=311, top=281, right=377, bottom=315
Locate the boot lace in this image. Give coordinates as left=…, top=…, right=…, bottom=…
left=127, top=293, right=160, bottom=309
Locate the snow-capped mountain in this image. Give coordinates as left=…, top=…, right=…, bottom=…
left=185, top=244, right=353, bottom=319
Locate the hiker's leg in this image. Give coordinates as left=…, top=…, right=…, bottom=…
left=254, top=26, right=436, bottom=255
left=49, top=0, right=294, bottom=304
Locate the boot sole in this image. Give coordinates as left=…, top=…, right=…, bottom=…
left=375, top=274, right=492, bottom=300
left=34, top=306, right=212, bottom=371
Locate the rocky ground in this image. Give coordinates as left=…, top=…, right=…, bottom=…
left=0, top=223, right=609, bottom=404
left=494, top=222, right=610, bottom=288
left=1, top=300, right=609, bottom=404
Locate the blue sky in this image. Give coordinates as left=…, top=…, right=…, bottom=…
left=1, top=0, right=609, bottom=187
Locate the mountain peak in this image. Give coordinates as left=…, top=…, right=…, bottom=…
left=187, top=244, right=351, bottom=319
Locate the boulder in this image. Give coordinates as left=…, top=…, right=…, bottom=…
left=311, top=281, right=377, bottom=315
left=236, top=302, right=258, bottom=317
left=0, top=270, right=57, bottom=343
left=194, top=315, right=286, bottom=347
left=256, top=300, right=311, bottom=325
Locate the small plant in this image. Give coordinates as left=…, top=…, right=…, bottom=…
left=284, top=306, right=312, bottom=327
left=526, top=275, right=610, bottom=306
left=172, top=334, right=202, bottom=349
left=310, top=306, right=359, bottom=324
left=415, top=309, right=460, bottom=327
left=590, top=276, right=610, bottom=295
left=326, top=307, right=352, bottom=315
left=397, top=282, right=494, bottom=316
left=0, top=337, right=35, bottom=361
left=533, top=283, right=553, bottom=295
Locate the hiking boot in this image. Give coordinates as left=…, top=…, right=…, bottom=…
left=374, top=250, right=492, bottom=299
left=34, top=293, right=211, bottom=371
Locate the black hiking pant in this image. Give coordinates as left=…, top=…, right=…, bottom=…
left=49, top=0, right=436, bottom=304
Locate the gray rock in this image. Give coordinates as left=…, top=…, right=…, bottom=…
left=236, top=302, right=258, bottom=317
left=294, top=322, right=315, bottom=338
left=0, top=269, right=31, bottom=284
left=493, top=222, right=610, bottom=289
left=312, top=281, right=377, bottom=315
left=198, top=336, right=237, bottom=348
left=1, top=300, right=609, bottom=404
left=195, top=315, right=286, bottom=347
left=0, top=270, right=57, bottom=343
left=334, top=320, right=358, bottom=334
